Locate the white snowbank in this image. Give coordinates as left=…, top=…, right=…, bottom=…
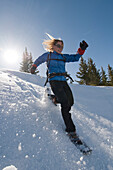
left=0, top=70, right=113, bottom=170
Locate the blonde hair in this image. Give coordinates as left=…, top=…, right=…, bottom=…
left=42, top=36, right=64, bottom=52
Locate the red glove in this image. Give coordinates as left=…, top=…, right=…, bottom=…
left=31, top=64, right=37, bottom=74
left=77, top=48, right=85, bottom=55
left=77, top=40, right=88, bottom=55
left=80, top=40, right=88, bottom=50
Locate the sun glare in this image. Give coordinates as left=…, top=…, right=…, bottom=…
left=3, top=49, right=19, bottom=64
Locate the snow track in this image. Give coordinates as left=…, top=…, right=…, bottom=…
left=0, top=70, right=113, bottom=170
left=72, top=102, right=113, bottom=169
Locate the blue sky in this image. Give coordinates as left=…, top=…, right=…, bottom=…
left=0, top=0, right=113, bottom=79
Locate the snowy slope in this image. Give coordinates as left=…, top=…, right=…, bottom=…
left=0, top=70, right=113, bottom=170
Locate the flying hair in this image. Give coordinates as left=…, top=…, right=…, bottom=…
left=42, top=33, right=64, bottom=52
left=46, top=33, right=55, bottom=40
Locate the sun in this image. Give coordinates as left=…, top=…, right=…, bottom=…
left=3, top=49, right=19, bottom=64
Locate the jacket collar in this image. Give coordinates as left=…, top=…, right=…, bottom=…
left=53, top=51, right=60, bottom=55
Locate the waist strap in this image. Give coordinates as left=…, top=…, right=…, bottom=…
left=44, top=72, right=74, bottom=86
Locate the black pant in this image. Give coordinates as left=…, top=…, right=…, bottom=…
left=50, top=80, right=76, bottom=132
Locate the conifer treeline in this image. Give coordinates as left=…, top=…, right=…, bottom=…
left=20, top=47, right=33, bottom=73
left=76, top=57, right=113, bottom=86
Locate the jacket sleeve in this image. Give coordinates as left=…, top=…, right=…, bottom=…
left=33, top=52, right=48, bottom=67
left=63, top=47, right=85, bottom=62
left=63, top=53, right=82, bottom=62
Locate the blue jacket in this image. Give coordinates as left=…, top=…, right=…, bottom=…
left=34, top=51, right=82, bottom=81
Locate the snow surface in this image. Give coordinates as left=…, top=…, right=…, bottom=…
left=0, top=70, right=113, bottom=170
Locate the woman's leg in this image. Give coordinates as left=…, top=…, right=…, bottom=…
left=50, top=81, right=76, bottom=132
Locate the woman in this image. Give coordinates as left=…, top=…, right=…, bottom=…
left=31, top=35, right=88, bottom=137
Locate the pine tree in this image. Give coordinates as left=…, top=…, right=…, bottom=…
left=88, top=58, right=101, bottom=85
left=108, top=64, right=113, bottom=86
left=76, top=57, right=88, bottom=85
left=28, top=52, right=33, bottom=73
left=20, top=47, right=33, bottom=73
left=100, top=67, right=107, bottom=85
left=87, top=58, right=101, bottom=85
